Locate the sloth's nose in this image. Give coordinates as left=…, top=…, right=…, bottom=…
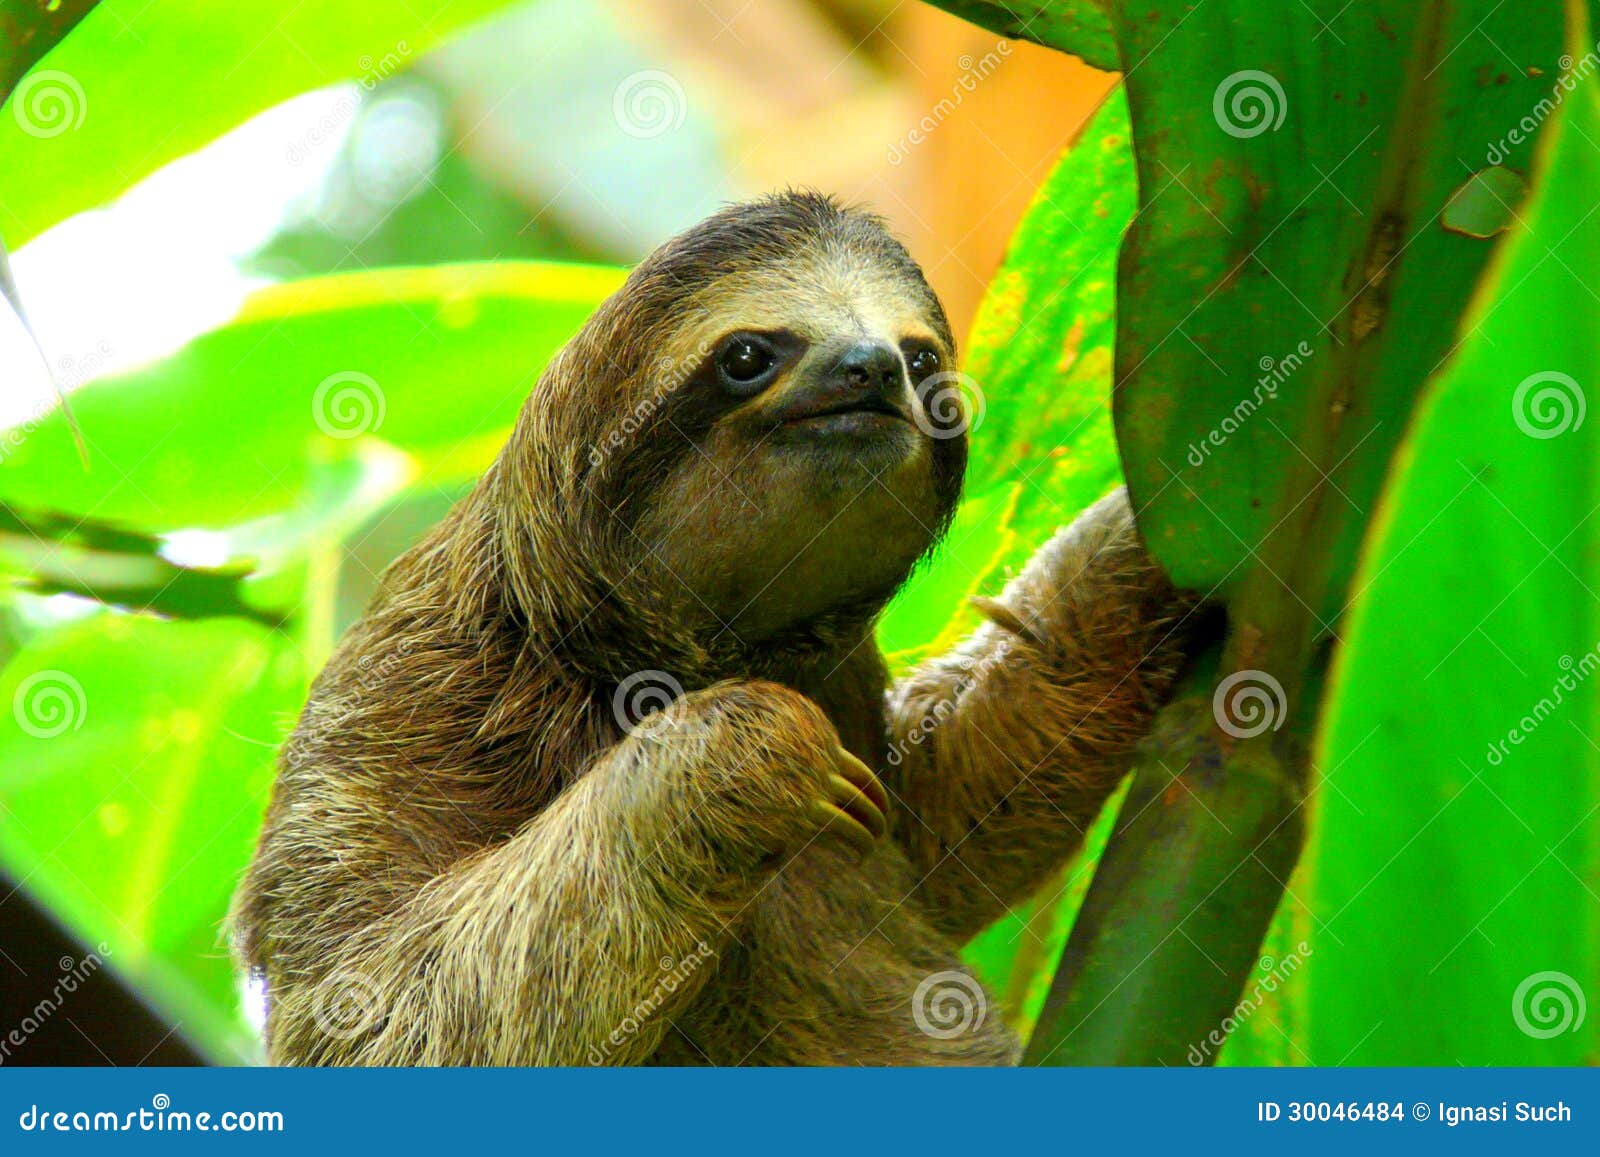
left=832, top=340, right=905, bottom=397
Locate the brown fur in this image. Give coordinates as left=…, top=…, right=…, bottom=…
left=231, top=192, right=1194, bottom=1065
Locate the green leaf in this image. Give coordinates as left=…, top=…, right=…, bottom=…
left=0, top=261, right=624, bottom=533
left=0, top=503, right=276, bottom=625
left=0, top=613, right=308, bottom=1061
left=0, top=0, right=523, bottom=247
left=1308, top=30, right=1600, bottom=1065
left=922, top=1, right=1117, bottom=72
left=1110, top=0, right=1563, bottom=633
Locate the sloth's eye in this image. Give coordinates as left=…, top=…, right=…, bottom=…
left=906, top=347, right=941, bottom=380
left=717, top=335, right=777, bottom=388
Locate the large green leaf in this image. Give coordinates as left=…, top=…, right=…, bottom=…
left=0, top=613, right=307, bottom=1061
left=1110, top=0, right=1562, bottom=628
left=1308, top=32, right=1600, bottom=1065
left=0, top=0, right=522, bottom=247
left=0, top=261, right=623, bottom=533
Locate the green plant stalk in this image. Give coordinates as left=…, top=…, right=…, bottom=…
left=1023, top=685, right=1309, bottom=1065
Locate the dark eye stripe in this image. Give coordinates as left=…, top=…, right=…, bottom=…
left=585, top=329, right=806, bottom=523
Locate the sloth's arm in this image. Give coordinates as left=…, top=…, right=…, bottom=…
left=264, top=682, right=874, bottom=1065
left=881, top=489, right=1195, bottom=944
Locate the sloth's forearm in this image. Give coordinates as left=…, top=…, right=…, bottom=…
left=883, top=489, right=1192, bottom=943
left=268, top=754, right=748, bottom=1066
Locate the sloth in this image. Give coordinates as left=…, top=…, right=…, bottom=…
left=232, top=191, right=1196, bottom=1065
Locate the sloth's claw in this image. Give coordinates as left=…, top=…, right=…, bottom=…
left=806, top=798, right=879, bottom=857
left=833, top=747, right=890, bottom=815
left=825, top=773, right=888, bottom=840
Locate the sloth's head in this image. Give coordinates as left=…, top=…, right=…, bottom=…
left=510, top=192, right=966, bottom=670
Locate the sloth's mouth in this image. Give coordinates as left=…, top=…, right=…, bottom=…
left=778, top=394, right=909, bottom=428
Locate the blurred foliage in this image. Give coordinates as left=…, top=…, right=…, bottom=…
left=0, top=0, right=526, bottom=247
left=0, top=0, right=1595, bottom=1068
left=0, top=262, right=623, bottom=531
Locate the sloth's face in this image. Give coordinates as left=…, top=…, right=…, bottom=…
left=620, top=248, right=966, bottom=644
